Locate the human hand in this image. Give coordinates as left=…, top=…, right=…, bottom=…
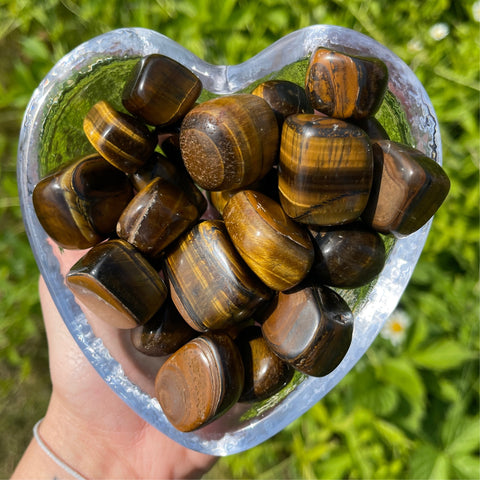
left=12, top=248, right=217, bottom=480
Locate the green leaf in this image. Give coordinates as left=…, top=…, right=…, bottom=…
left=377, top=357, right=425, bottom=403
left=316, top=451, right=352, bottom=480
left=429, top=452, right=450, bottom=480
left=348, top=364, right=400, bottom=416
left=20, top=36, right=51, bottom=62
left=450, top=454, right=480, bottom=480
left=409, top=444, right=442, bottom=479
left=373, top=418, right=413, bottom=454
left=411, top=338, right=477, bottom=371
left=406, top=311, right=430, bottom=353
left=436, top=378, right=461, bottom=403
left=446, top=417, right=480, bottom=456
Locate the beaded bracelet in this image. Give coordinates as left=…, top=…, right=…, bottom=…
left=33, top=418, right=87, bottom=480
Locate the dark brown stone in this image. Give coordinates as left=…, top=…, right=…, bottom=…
left=261, top=284, right=353, bottom=377
left=32, top=154, right=133, bottom=249
left=362, top=140, right=451, bottom=236
left=66, top=239, right=167, bottom=329
left=122, top=54, right=202, bottom=127
left=235, top=325, right=294, bottom=402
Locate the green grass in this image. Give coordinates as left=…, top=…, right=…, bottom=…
left=1, top=0, right=479, bottom=478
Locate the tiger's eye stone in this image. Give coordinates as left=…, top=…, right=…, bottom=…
left=305, top=47, right=388, bottom=119
left=209, top=189, right=239, bottom=216
left=309, top=222, right=386, bottom=288
left=130, top=298, right=198, bottom=356
left=130, top=152, right=207, bottom=214
left=209, top=169, right=279, bottom=216
left=164, top=220, right=272, bottom=332
left=180, top=94, right=279, bottom=191
left=157, top=126, right=183, bottom=162
left=32, top=154, right=133, bottom=249
left=354, top=116, right=390, bottom=141
left=235, top=325, right=294, bottom=402
left=122, top=54, right=202, bottom=127
left=155, top=332, right=244, bottom=432
left=362, top=140, right=451, bottom=237
left=261, top=284, right=354, bottom=377
left=223, top=190, right=314, bottom=291
left=66, top=239, right=168, bottom=329
left=83, top=100, right=157, bottom=174
left=252, top=79, right=312, bottom=128
left=279, top=115, right=373, bottom=225
left=117, top=177, right=201, bottom=258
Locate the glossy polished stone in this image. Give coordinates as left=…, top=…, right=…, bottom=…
left=305, top=47, right=388, bottom=119
left=130, top=298, right=198, bottom=356
left=223, top=190, right=314, bottom=291
left=309, top=221, right=386, bottom=288
left=83, top=100, right=157, bottom=174
left=32, top=154, right=133, bottom=249
left=209, top=169, right=279, bottom=216
left=164, top=220, right=272, bottom=332
left=209, top=189, right=239, bottom=216
left=362, top=140, right=451, bottom=236
left=117, top=177, right=201, bottom=258
left=180, top=94, right=279, bottom=191
left=130, top=152, right=207, bottom=214
left=66, top=239, right=168, bottom=329
left=354, top=116, right=390, bottom=141
left=235, top=325, right=294, bottom=402
left=157, top=129, right=182, bottom=162
left=262, top=284, right=354, bottom=377
left=122, top=54, right=202, bottom=127
left=279, top=115, right=373, bottom=225
left=252, top=79, right=312, bottom=128
left=155, top=332, right=244, bottom=432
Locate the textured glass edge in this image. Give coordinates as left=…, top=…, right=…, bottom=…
left=17, top=25, right=441, bottom=456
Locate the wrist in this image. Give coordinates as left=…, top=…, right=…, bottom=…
left=38, top=392, right=132, bottom=479
left=33, top=418, right=86, bottom=480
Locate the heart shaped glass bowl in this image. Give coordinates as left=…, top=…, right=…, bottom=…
left=18, top=25, right=441, bottom=455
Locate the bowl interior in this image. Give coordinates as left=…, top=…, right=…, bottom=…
left=17, top=25, right=441, bottom=455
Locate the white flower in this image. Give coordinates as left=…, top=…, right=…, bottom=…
left=380, top=309, right=411, bottom=346
left=407, top=39, right=423, bottom=53
left=474, top=1, right=480, bottom=22
left=429, top=22, right=450, bottom=41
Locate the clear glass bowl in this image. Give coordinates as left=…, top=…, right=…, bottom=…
left=17, top=25, right=442, bottom=455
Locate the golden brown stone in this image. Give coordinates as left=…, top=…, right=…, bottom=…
left=279, top=114, right=373, bottom=225
left=180, top=94, right=279, bottom=191
left=305, top=48, right=388, bottom=119
left=223, top=190, right=314, bottom=291
left=155, top=332, right=244, bottom=432
left=83, top=100, right=157, bottom=174
left=164, top=220, right=272, bottom=332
